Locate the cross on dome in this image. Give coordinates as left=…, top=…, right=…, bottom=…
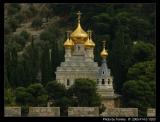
left=103, top=40, right=106, bottom=48
left=76, top=11, right=82, bottom=23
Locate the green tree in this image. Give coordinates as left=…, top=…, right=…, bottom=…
left=6, top=3, right=21, bottom=16
left=122, top=60, right=155, bottom=117
left=14, top=12, right=25, bottom=23
left=45, top=81, right=70, bottom=116
left=20, top=30, right=30, bottom=40
left=7, top=47, right=18, bottom=88
left=7, top=17, right=19, bottom=32
left=4, top=22, right=12, bottom=35
left=28, top=4, right=38, bottom=18
left=127, top=60, right=155, bottom=82
left=129, top=17, right=151, bottom=42
left=27, top=83, right=48, bottom=106
left=41, top=41, right=52, bottom=83
left=39, top=5, right=51, bottom=22
left=45, top=81, right=66, bottom=101
left=31, top=17, right=42, bottom=29
left=109, top=23, right=133, bottom=93
left=132, top=41, right=155, bottom=63
left=15, top=87, right=32, bottom=106
left=122, top=80, right=154, bottom=117
left=21, top=8, right=33, bottom=22
left=58, top=96, right=73, bottom=116
left=68, top=79, right=101, bottom=107
left=40, top=23, right=64, bottom=80
left=4, top=88, right=16, bottom=106
left=15, top=83, right=48, bottom=107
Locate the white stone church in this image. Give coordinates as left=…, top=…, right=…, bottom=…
left=55, top=11, right=120, bottom=108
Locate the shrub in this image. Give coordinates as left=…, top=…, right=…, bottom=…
left=31, top=17, right=42, bottom=29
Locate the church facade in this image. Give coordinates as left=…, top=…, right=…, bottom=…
left=55, top=11, right=120, bottom=108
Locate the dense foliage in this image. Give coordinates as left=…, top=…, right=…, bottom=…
left=4, top=3, right=155, bottom=117
left=12, top=79, right=101, bottom=116
left=122, top=60, right=155, bottom=116
left=68, top=79, right=101, bottom=107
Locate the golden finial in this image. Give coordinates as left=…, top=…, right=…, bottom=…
left=76, top=11, right=82, bottom=23
left=100, top=40, right=108, bottom=58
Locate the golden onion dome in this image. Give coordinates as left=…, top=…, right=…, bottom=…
left=85, top=30, right=95, bottom=48
left=70, top=11, right=88, bottom=44
left=100, top=41, right=108, bottom=58
left=64, top=31, right=74, bottom=48
left=100, top=48, right=108, bottom=58
left=85, top=38, right=95, bottom=48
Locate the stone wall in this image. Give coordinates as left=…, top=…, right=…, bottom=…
left=147, top=108, right=156, bottom=117
left=28, top=107, right=60, bottom=117
left=101, top=99, right=115, bottom=108
left=5, top=107, right=21, bottom=117
left=100, top=108, right=138, bottom=117
left=68, top=107, right=99, bottom=117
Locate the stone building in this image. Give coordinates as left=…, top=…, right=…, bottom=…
left=55, top=11, right=120, bottom=108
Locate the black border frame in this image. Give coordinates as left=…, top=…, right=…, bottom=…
left=1, top=1, right=159, bottom=122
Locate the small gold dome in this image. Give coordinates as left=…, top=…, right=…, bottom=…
left=70, top=11, right=88, bottom=44
left=64, top=38, right=74, bottom=48
left=100, top=48, right=108, bottom=58
left=85, top=38, right=95, bottom=48
left=84, top=30, right=95, bottom=48
left=100, top=41, right=108, bottom=58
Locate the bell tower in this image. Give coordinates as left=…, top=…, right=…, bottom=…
left=97, top=41, right=120, bottom=108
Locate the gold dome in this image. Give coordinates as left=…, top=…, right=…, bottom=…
left=85, top=30, right=95, bottom=48
left=100, top=48, right=108, bottom=58
left=70, top=11, right=88, bottom=44
left=85, top=38, right=95, bottom=48
left=100, top=41, right=108, bottom=58
left=64, top=31, right=74, bottom=48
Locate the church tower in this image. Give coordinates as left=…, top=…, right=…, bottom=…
left=97, top=41, right=120, bottom=108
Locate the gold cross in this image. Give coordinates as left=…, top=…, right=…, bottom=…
left=89, top=30, right=92, bottom=37
left=76, top=11, right=82, bottom=23
left=66, top=31, right=71, bottom=38
left=87, top=30, right=92, bottom=38
left=103, top=40, right=106, bottom=48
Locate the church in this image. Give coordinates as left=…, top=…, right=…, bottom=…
left=55, top=11, right=120, bottom=108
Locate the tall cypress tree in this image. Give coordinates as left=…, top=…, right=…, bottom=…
left=41, top=41, right=53, bottom=84
left=51, top=40, right=59, bottom=80
left=8, top=48, right=18, bottom=88
left=109, top=24, right=133, bottom=93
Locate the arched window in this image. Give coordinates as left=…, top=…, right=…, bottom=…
left=108, top=79, right=110, bottom=84
left=103, top=71, right=104, bottom=74
left=102, top=79, right=105, bottom=84
left=67, top=79, right=70, bottom=86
